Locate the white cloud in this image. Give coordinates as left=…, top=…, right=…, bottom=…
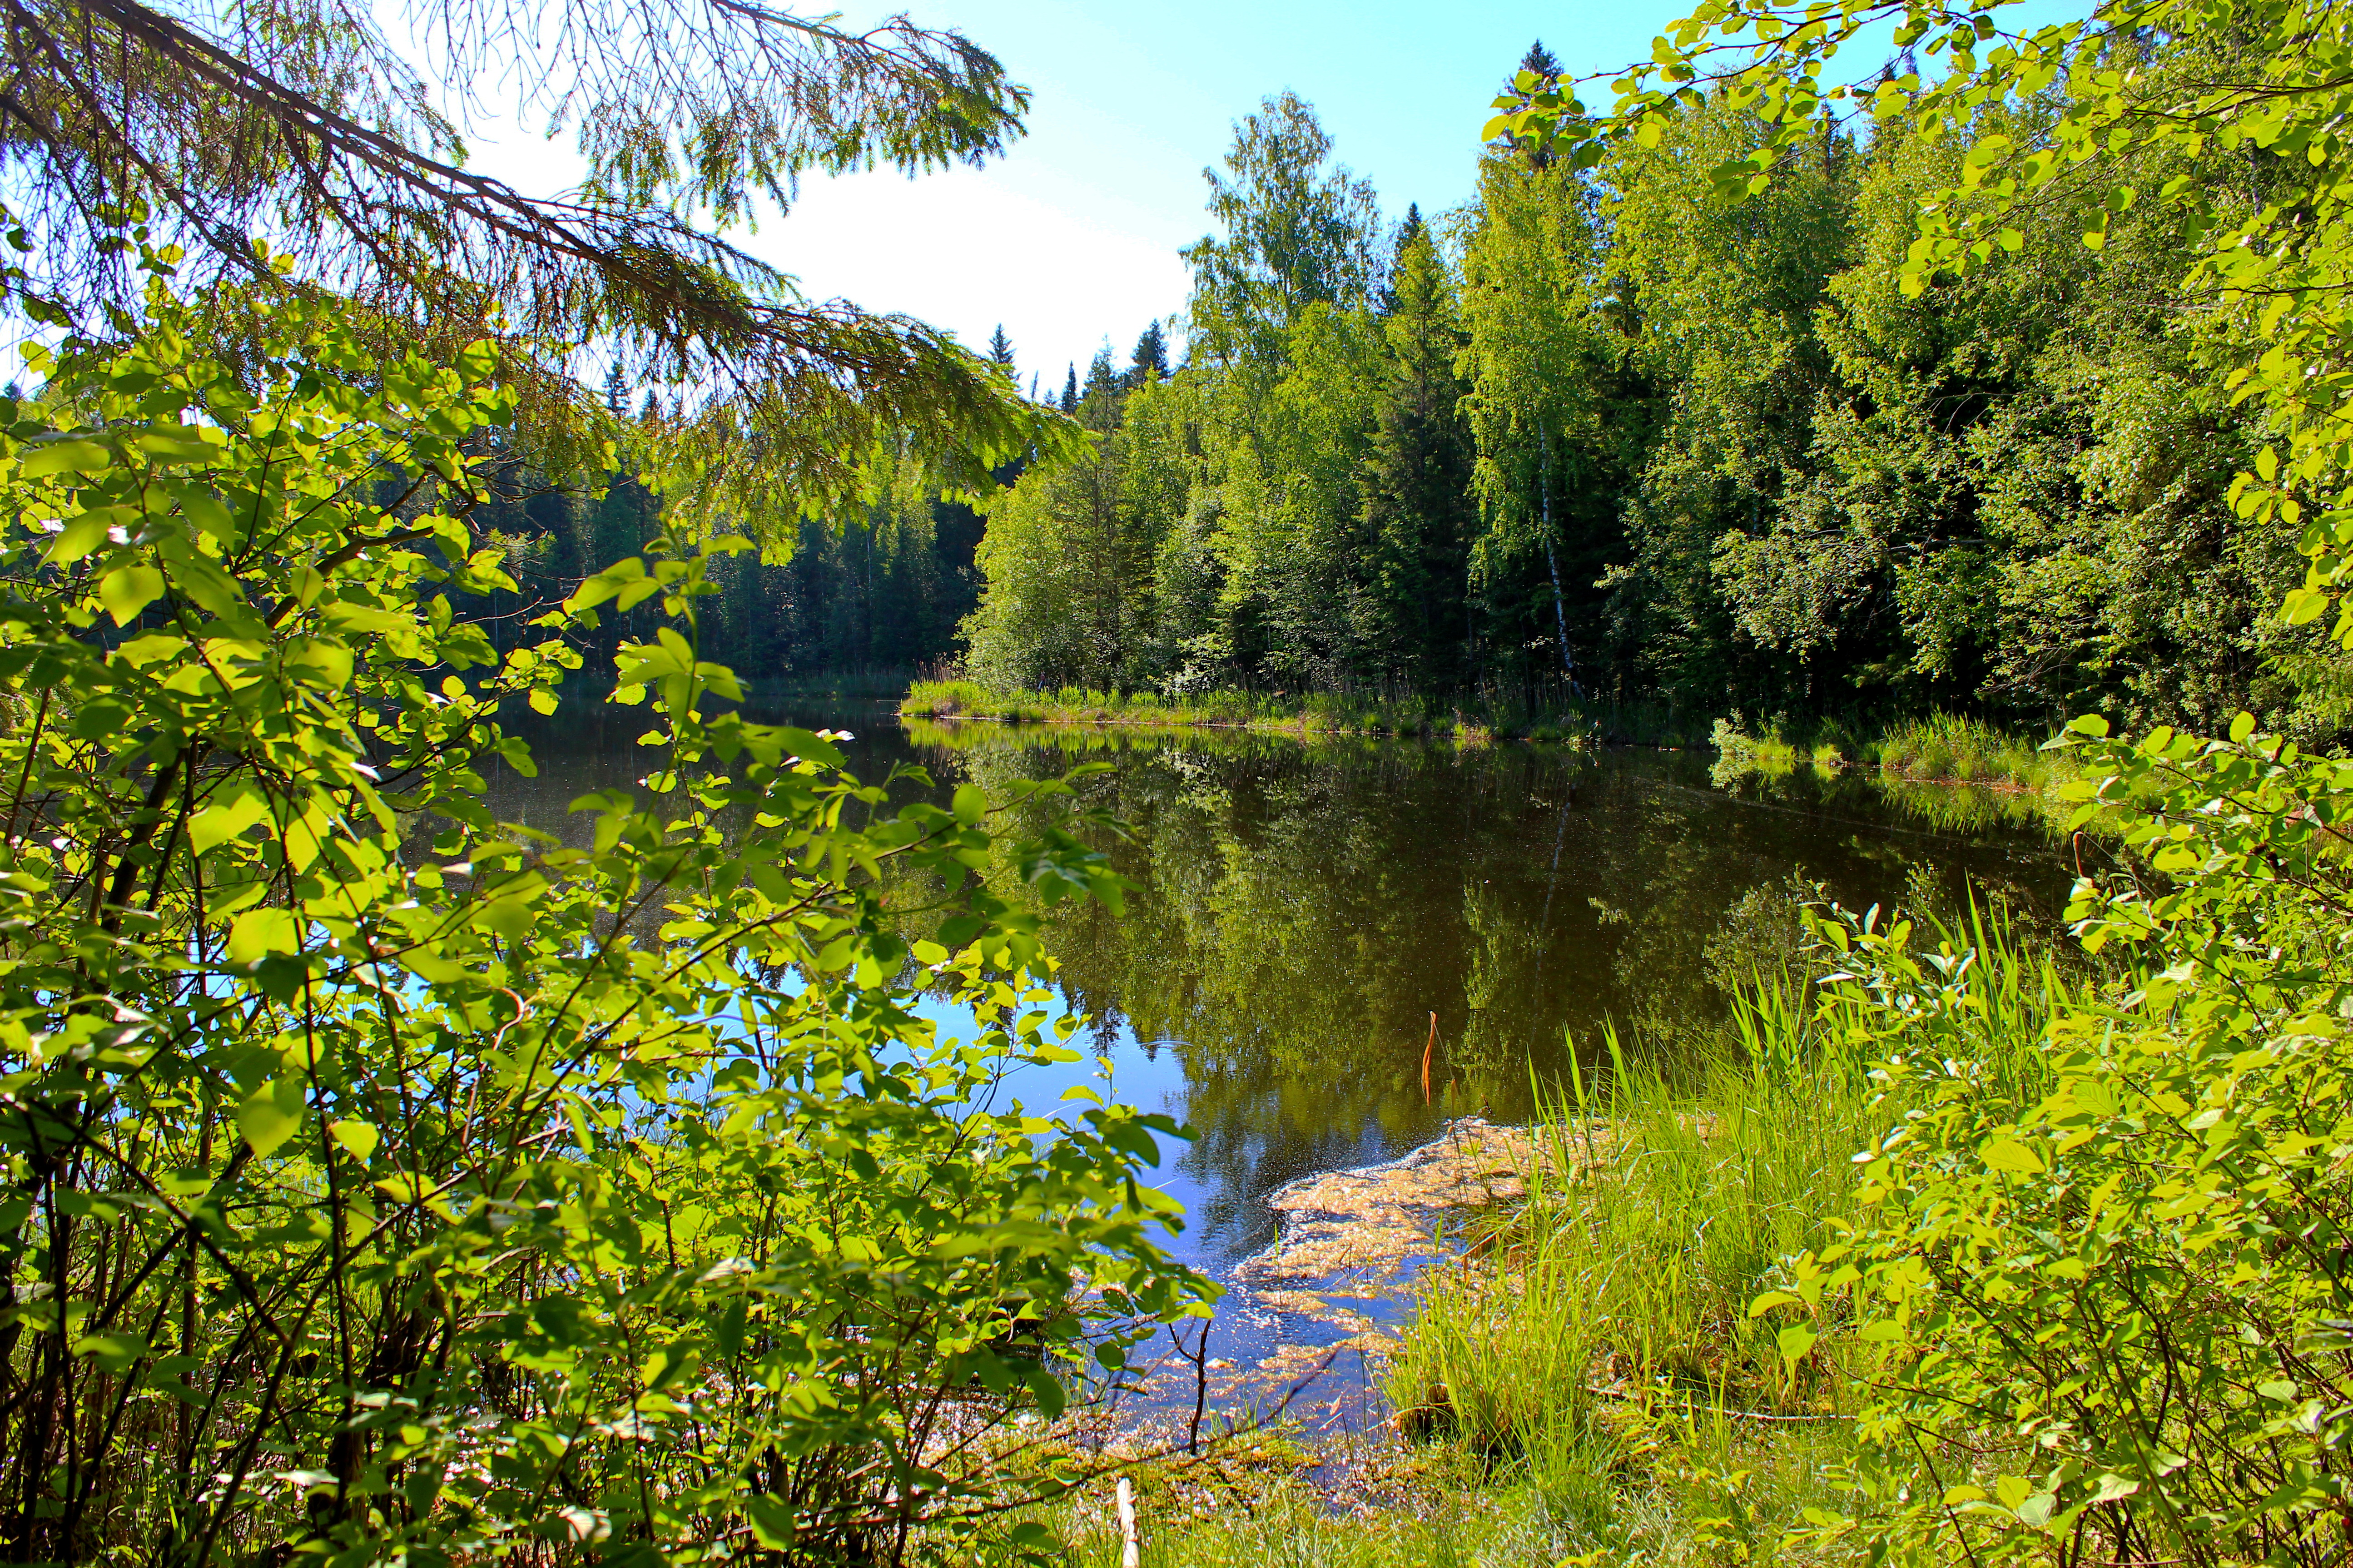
left=749, top=166, right=1192, bottom=394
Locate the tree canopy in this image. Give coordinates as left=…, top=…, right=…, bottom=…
left=5, top=0, right=1063, bottom=530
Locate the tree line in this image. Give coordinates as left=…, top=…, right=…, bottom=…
left=459, top=362, right=1005, bottom=678
left=962, top=51, right=2336, bottom=740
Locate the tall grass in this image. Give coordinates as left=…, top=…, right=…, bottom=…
left=1871, top=711, right=2065, bottom=789
left=1712, top=711, right=2078, bottom=795
left=1389, top=905, right=2068, bottom=1500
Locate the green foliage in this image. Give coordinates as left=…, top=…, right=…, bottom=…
left=1467, top=7, right=2353, bottom=1554
left=1361, top=220, right=1478, bottom=687
left=1747, top=726, right=2341, bottom=1566
left=1182, top=91, right=1383, bottom=388
left=17, top=0, right=1071, bottom=538
left=961, top=370, right=1173, bottom=692
left=470, top=431, right=984, bottom=681
left=0, top=279, right=1207, bottom=1562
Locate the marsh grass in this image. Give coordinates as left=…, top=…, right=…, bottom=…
left=1361, top=905, right=2068, bottom=1559
left=1387, top=990, right=1878, bottom=1479
left=1712, top=713, right=2079, bottom=805
left=1872, top=712, right=2064, bottom=789
left=899, top=679, right=1718, bottom=747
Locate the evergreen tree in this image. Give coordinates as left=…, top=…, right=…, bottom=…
left=1060, top=364, right=1080, bottom=413
left=1498, top=41, right=1568, bottom=170
left=1361, top=222, right=1476, bottom=685
left=602, top=363, right=629, bottom=417
left=1378, top=203, right=1425, bottom=314
left=1082, top=348, right=1124, bottom=422
left=988, top=324, right=1016, bottom=367
left=17, top=0, right=1052, bottom=542
left=1128, top=321, right=1170, bottom=386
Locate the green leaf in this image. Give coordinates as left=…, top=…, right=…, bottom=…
left=99, top=565, right=164, bottom=625
left=237, top=1075, right=305, bottom=1157
left=72, top=1332, right=149, bottom=1372
left=130, top=429, right=219, bottom=463
left=329, top=1119, right=380, bottom=1161
left=1776, top=1325, right=1817, bottom=1366
left=228, top=907, right=300, bottom=964
left=189, top=787, right=269, bottom=854
left=20, top=437, right=111, bottom=477
left=744, top=1495, right=795, bottom=1549
left=1981, top=1137, right=2044, bottom=1174
left=400, top=945, right=464, bottom=984
left=2283, top=586, right=2331, bottom=625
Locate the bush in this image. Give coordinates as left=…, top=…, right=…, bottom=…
left=0, top=280, right=1208, bottom=1562
left=1764, top=717, right=2353, bottom=1568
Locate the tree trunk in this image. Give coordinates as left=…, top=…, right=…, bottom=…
left=1541, top=445, right=1579, bottom=697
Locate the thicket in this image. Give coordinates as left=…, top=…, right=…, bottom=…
left=0, top=279, right=1210, bottom=1563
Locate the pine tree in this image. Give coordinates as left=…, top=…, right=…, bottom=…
left=1378, top=203, right=1425, bottom=314
left=988, top=324, right=1016, bottom=367
left=1499, top=41, right=1566, bottom=169
left=1361, top=222, right=1476, bottom=686
left=603, top=363, right=629, bottom=417
left=1128, top=321, right=1170, bottom=387
left=1060, top=364, right=1079, bottom=414
left=1075, top=347, right=1132, bottom=435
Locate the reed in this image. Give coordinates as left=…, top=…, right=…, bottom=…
left=1871, top=711, right=2061, bottom=789
left=1380, top=904, right=2067, bottom=1536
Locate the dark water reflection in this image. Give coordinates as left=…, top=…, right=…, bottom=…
left=496, top=700, right=2069, bottom=1408
left=908, top=721, right=2064, bottom=1260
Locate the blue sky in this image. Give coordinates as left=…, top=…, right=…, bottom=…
left=449, top=0, right=1694, bottom=391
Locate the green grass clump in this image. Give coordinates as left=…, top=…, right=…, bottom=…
left=1870, top=712, right=2059, bottom=789
left=1710, top=711, right=2077, bottom=798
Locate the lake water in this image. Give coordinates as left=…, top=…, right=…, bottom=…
left=496, top=698, right=2068, bottom=1428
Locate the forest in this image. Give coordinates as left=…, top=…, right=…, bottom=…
left=956, top=52, right=2335, bottom=741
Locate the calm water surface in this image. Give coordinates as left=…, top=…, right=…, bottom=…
left=496, top=700, right=2069, bottom=1418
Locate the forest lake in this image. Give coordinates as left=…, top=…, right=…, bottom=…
left=487, top=697, right=2068, bottom=1435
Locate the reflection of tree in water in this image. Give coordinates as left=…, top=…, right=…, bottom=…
left=900, top=725, right=2067, bottom=1262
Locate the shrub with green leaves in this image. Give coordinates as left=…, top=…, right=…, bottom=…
left=1757, top=715, right=2353, bottom=1568
left=0, top=275, right=1209, bottom=1563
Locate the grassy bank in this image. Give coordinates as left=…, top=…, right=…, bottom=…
left=902, top=677, right=1718, bottom=745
